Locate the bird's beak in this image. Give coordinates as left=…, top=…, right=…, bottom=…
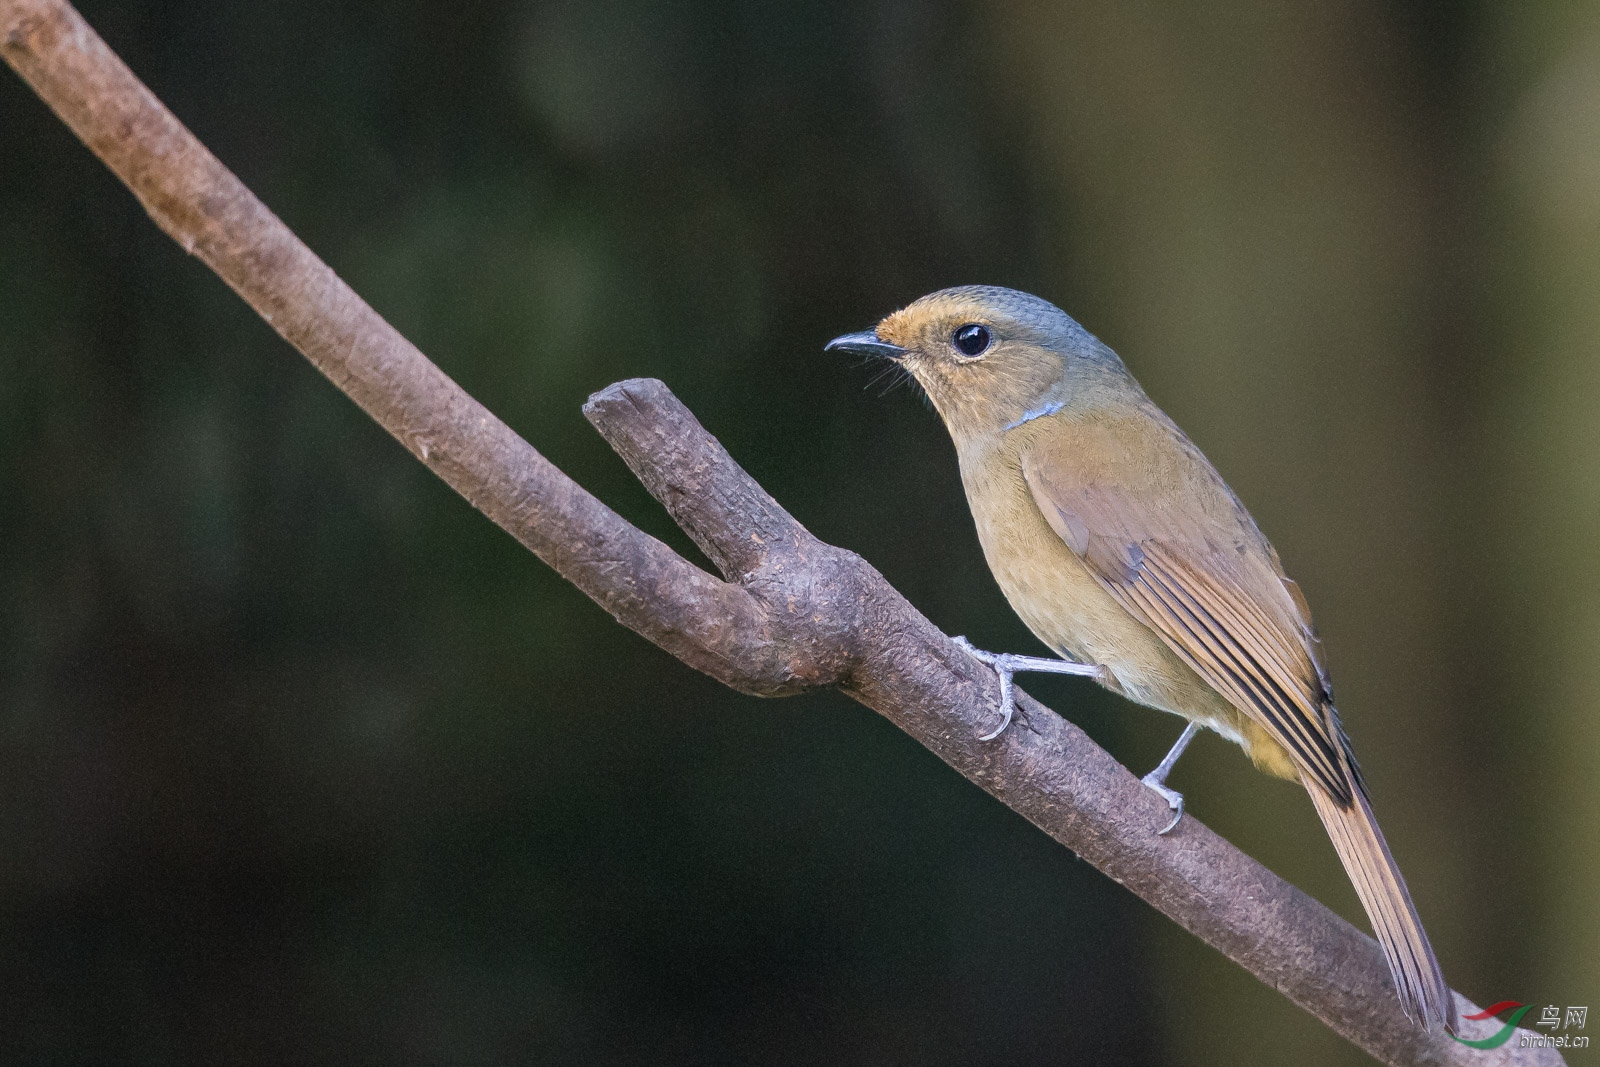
left=825, top=329, right=906, bottom=360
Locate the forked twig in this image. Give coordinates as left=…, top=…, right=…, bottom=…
left=0, top=3, right=1557, bottom=1062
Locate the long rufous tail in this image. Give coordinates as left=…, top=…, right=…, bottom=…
left=1305, top=783, right=1457, bottom=1032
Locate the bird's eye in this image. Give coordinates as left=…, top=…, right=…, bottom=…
left=953, top=323, right=991, bottom=357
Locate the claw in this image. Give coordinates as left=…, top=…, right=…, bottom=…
left=1141, top=721, right=1200, bottom=835
left=976, top=669, right=1014, bottom=741
left=952, top=637, right=1101, bottom=742
left=1141, top=773, right=1185, bottom=834
left=954, top=637, right=1015, bottom=740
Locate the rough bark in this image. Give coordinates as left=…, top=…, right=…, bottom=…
left=0, top=2, right=1560, bottom=1063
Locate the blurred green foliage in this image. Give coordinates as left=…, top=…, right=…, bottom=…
left=1, top=0, right=1594, bottom=1064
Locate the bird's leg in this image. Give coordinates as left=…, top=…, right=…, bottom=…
left=1141, top=721, right=1200, bottom=835
left=951, top=637, right=1104, bottom=741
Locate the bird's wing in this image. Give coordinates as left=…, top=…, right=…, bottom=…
left=1021, top=435, right=1354, bottom=805
left=1022, top=418, right=1452, bottom=1030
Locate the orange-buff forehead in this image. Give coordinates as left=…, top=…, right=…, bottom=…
left=876, top=294, right=989, bottom=347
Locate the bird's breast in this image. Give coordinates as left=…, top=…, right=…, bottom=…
left=954, top=438, right=1240, bottom=735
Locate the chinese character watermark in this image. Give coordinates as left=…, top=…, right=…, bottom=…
left=1519, top=1005, right=1590, bottom=1050
left=1452, top=1000, right=1589, bottom=1050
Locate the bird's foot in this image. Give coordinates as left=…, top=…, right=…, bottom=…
left=951, top=637, right=1102, bottom=741
left=1140, top=721, right=1200, bottom=835
left=1140, top=774, right=1185, bottom=835
left=952, top=637, right=1017, bottom=740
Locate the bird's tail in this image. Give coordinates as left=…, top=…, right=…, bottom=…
left=1305, top=782, right=1456, bottom=1033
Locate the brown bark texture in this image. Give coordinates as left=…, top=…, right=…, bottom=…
left=0, top=1, right=1560, bottom=1063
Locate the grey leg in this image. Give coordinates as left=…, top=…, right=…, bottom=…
left=952, top=637, right=1103, bottom=741
left=1141, top=721, right=1200, bottom=835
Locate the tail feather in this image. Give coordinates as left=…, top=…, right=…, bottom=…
left=1305, top=783, right=1456, bottom=1033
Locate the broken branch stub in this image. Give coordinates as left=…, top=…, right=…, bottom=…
left=0, top=1, right=1561, bottom=1062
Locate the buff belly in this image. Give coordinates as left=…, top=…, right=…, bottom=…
left=957, top=449, right=1300, bottom=782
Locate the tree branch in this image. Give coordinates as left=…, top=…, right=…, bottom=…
left=0, top=2, right=1559, bottom=1063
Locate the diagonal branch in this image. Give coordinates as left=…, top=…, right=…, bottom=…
left=0, top=2, right=1558, bottom=1064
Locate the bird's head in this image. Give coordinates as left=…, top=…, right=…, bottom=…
left=826, top=286, right=1127, bottom=441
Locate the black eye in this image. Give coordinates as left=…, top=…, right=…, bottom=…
left=953, top=323, right=991, bottom=357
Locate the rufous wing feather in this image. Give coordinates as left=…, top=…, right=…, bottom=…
left=1021, top=439, right=1455, bottom=1031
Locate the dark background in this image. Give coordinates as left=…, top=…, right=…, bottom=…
left=2, top=1, right=1595, bottom=1063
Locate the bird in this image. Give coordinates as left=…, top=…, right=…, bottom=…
left=827, top=285, right=1455, bottom=1033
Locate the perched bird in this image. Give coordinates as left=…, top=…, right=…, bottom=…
left=827, top=286, right=1455, bottom=1032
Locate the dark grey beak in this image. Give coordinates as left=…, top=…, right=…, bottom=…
left=825, top=330, right=906, bottom=360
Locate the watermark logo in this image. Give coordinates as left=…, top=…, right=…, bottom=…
left=1451, top=1001, right=1588, bottom=1050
